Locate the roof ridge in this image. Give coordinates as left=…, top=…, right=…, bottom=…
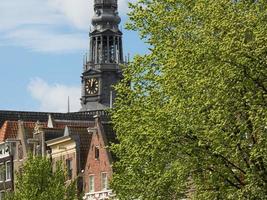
left=54, top=119, right=94, bottom=122
left=0, top=110, right=107, bottom=115
left=68, top=125, right=92, bottom=128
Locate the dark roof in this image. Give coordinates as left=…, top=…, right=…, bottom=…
left=68, top=126, right=93, bottom=170
left=53, top=120, right=95, bottom=129
left=42, top=128, right=65, bottom=141
left=0, top=110, right=110, bottom=127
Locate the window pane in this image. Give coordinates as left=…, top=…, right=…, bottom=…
left=89, top=175, right=94, bottom=193
left=101, top=173, right=108, bottom=190
left=0, top=164, right=4, bottom=182
left=95, top=147, right=99, bottom=160
left=66, top=159, right=73, bottom=180
left=0, top=191, right=5, bottom=200
left=6, top=162, right=11, bottom=180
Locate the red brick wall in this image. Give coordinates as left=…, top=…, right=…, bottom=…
left=83, top=131, right=112, bottom=193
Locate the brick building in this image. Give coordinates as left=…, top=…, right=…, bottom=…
left=83, top=117, right=116, bottom=199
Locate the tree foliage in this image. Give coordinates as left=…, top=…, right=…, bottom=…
left=7, top=156, right=77, bottom=200
left=111, top=0, right=267, bottom=199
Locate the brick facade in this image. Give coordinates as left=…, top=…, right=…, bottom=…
left=83, top=122, right=112, bottom=194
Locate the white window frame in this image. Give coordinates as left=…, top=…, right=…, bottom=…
left=89, top=175, right=95, bottom=193
left=101, top=172, right=108, bottom=191
left=5, top=161, right=11, bottom=181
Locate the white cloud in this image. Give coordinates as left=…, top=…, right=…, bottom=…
left=0, top=0, right=133, bottom=53
left=4, top=28, right=87, bottom=53
left=47, top=0, right=91, bottom=30
left=28, top=77, right=81, bottom=112
left=0, top=0, right=63, bottom=31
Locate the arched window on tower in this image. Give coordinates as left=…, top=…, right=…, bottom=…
left=103, top=36, right=108, bottom=63
left=109, top=36, right=116, bottom=63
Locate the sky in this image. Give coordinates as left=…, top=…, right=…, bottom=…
left=0, top=0, right=147, bottom=113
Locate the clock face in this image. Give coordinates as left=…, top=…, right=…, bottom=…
left=85, top=78, right=99, bottom=95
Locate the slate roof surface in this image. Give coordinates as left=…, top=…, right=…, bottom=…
left=42, top=128, right=65, bottom=141
left=68, top=126, right=94, bottom=170
left=0, top=110, right=110, bottom=127
left=53, top=120, right=95, bottom=129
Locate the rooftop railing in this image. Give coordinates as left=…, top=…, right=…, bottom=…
left=83, top=190, right=114, bottom=200
left=95, top=0, right=117, bottom=5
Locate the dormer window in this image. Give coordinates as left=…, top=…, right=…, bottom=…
left=95, top=146, right=100, bottom=160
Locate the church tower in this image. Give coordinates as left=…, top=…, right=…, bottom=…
left=80, top=0, right=124, bottom=111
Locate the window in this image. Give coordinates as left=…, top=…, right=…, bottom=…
left=18, top=143, right=23, bottom=160
left=101, top=172, right=108, bottom=190
left=0, top=164, right=4, bottom=182
left=89, top=175, right=94, bottom=193
left=95, top=146, right=99, bottom=160
left=66, top=159, right=73, bottom=180
left=0, top=191, right=5, bottom=200
left=5, top=162, right=11, bottom=181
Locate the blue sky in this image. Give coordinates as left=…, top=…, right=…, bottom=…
left=0, top=0, right=147, bottom=112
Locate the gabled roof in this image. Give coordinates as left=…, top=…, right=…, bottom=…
left=0, top=121, right=47, bottom=142
left=68, top=126, right=93, bottom=170
left=82, top=68, right=101, bottom=76
left=90, top=117, right=117, bottom=164
left=45, top=125, right=94, bottom=171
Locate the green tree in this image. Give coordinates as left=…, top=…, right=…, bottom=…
left=111, top=0, right=267, bottom=199
left=6, top=156, right=77, bottom=200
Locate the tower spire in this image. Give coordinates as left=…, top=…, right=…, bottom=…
left=80, top=0, right=124, bottom=111
left=92, top=0, right=121, bottom=32
left=94, top=0, right=118, bottom=12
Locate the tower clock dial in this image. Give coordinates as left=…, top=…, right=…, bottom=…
left=85, top=78, right=99, bottom=95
